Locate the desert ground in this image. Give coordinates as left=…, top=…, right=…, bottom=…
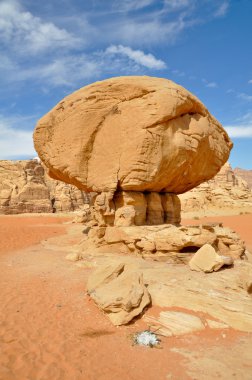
left=0, top=213, right=252, bottom=380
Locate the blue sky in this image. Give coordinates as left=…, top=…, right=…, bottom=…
left=0, top=0, right=251, bottom=169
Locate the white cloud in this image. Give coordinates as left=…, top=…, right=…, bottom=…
left=112, top=17, right=186, bottom=46
left=202, top=78, right=218, bottom=88
left=214, top=1, right=229, bottom=17
left=238, top=93, right=252, bottom=102
left=112, top=0, right=155, bottom=12
left=4, top=47, right=166, bottom=88
left=164, top=0, right=191, bottom=11
left=0, top=0, right=80, bottom=55
left=106, top=45, right=166, bottom=69
left=248, top=80, right=252, bottom=84
left=0, top=115, right=36, bottom=159
left=206, top=81, right=217, bottom=88
left=29, top=56, right=100, bottom=87
left=225, top=125, right=252, bottom=138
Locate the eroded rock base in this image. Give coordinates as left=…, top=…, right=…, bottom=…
left=92, top=191, right=181, bottom=227
left=81, top=222, right=245, bottom=262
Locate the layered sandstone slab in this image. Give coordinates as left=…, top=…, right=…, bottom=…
left=87, top=264, right=150, bottom=326
left=34, top=76, right=232, bottom=194
left=80, top=222, right=245, bottom=262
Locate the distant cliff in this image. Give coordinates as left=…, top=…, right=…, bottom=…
left=0, top=159, right=90, bottom=214
left=234, top=167, right=252, bottom=189
left=180, top=162, right=252, bottom=215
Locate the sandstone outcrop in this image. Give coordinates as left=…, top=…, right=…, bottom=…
left=34, top=76, right=232, bottom=196
left=0, top=159, right=90, bottom=214
left=180, top=162, right=252, bottom=215
left=81, top=222, right=245, bottom=262
left=87, top=263, right=150, bottom=325
left=82, top=253, right=252, bottom=332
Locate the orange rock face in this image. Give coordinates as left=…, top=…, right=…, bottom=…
left=34, top=76, right=232, bottom=194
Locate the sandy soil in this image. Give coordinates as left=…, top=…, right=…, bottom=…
left=0, top=214, right=252, bottom=380
left=0, top=215, right=71, bottom=255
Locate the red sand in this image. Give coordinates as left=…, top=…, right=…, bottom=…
left=0, top=214, right=252, bottom=380
left=0, top=215, right=70, bottom=255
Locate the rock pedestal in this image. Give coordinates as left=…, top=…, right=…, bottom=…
left=91, top=191, right=181, bottom=227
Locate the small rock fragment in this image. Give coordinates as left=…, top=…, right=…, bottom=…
left=65, top=252, right=81, bottom=262
left=189, top=244, right=232, bottom=273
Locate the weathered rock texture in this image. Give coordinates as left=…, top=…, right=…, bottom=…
left=234, top=167, right=252, bottom=189
left=87, top=263, right=150, bottom=325
left=180, top=162, right=252, bottom=215
left=0, top=159, right=90, bottom=214
left=91, top=191, right=181, bottom=227
left=34, top=76, right=232, bottom=195
left=82, top=254, right=252, bottom=332
left=81, top=222, right=245, bottom=262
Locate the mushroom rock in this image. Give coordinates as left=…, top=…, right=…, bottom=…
left=34, top=76, right=232, bottom=227
left=34, top=76, right=232, bottom=193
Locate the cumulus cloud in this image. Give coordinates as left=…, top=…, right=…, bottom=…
left=0, top=115, right=36, bottom=159
left=0, top=0, right=80, bottom=55
left=106, top=45, right=166, bottom=69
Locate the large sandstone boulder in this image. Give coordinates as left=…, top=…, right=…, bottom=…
left=34, top=76, right=232, bottom=195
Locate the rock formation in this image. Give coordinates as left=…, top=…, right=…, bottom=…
left=80, top=222, right=245, bottom=262
left=180, top=162, right=252, bottom=215
left=0, top=159, right=90, bottom=214
left=34, top=76, right=246, bottom=326
left=234, top=167, right=252, bottom=189
left=34, top=75, right=232, bottom=201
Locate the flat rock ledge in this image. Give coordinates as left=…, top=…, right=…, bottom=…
left=84, top=256, right=252, bottom=331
